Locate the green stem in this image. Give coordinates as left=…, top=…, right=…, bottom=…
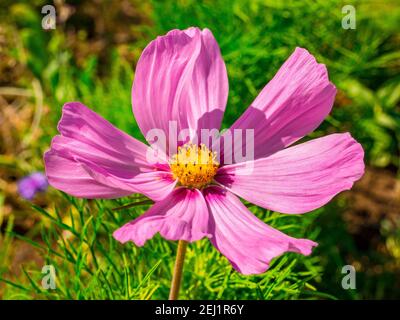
left=169, top=240, right=188, bottom=300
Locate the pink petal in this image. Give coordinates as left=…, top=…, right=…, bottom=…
left=220, top=47, right=336, bottom=163
left=113, top=187, right=211, bottom=245
left=203, top=186, right=317, bottom=275
left=44, top=102, right=175, bottom=200
left=132, top=27, right=228, bottom=148
left=216, top=133, right=365, bottom=214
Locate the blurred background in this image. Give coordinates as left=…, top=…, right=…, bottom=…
left=0, top=0, right=399, bottom=299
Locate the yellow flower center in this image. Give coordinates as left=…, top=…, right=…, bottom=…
left=170, top=143, right=219, bottom=189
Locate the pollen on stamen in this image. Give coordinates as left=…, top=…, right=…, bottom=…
left=169, top=143, right=219, bottom=189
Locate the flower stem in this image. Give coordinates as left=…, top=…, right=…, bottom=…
left=169, top=240, right=188, bottom=300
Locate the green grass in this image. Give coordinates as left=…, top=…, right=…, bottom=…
left=1, top=195, right=323, bottom=300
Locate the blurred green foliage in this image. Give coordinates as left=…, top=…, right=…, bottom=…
left=1, top=195, right=324, bottom=299
left=0, top=0, right=399, bottom=299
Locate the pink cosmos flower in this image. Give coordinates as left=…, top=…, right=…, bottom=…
left=44, top=27, right=364, bottom=275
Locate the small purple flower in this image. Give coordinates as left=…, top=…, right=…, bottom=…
left=17, top=172, right=48, bottom=200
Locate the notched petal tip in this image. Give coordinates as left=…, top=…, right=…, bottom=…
left=224, top=45, right=337, bottom=162
left=56, top=101, right=87, bottom=133
left=131, top=26, right=228, bottom=146
left=217, top=132, right=365, bottom=214
left=204, top=186, right=318, bottom=275
left=112, top=188, right=211, bottom=247
left=45, top=101, right=174, bottom=200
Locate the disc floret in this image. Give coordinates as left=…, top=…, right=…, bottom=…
left=170, top=143, right=219, bottom=189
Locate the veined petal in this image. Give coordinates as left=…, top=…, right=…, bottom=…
left=203, top=186, right=317, bottom=275
left=220, top=47, right=336, bottom=163
left=216, top=133, right=365, bottom=214
left=113, top=188, right=211, bottom=245
left=132, top=27, right=228, bottom=148
left=44, top=102, right=175, bottom=200
left=44, top=150, right=134, bottom=198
